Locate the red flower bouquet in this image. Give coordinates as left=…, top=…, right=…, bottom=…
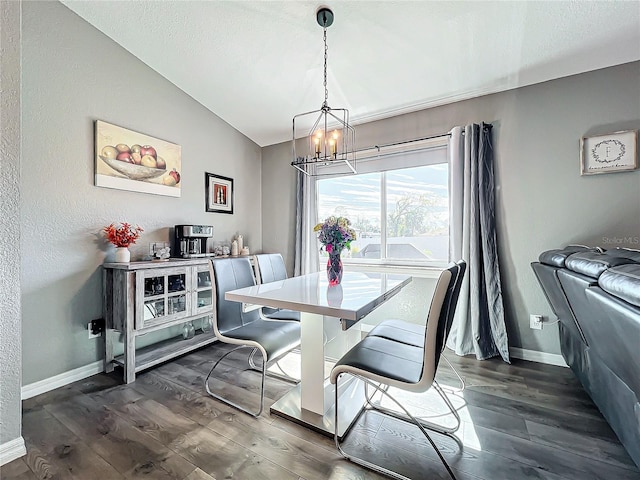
left=103, top=223, right=143, bottom=248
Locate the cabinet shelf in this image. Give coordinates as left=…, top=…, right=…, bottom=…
left=113, top=329, right=217, bottom=373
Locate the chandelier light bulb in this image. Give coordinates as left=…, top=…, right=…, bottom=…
left=329, top=139, right=337, bottom=157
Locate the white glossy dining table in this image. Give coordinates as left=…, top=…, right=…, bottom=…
left=225, top=270, right=412, bottom=436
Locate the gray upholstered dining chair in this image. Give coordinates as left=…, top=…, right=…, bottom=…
left=254, top=253, right=300, bottom=322
left=330, top=262, right=464, bottom=480
left=205, top=257, right=300, bottom=417
left=367, top=260, right=467, bottom=401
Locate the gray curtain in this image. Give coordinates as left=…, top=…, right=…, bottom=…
left=446, top=123, right=510, bottom=362
left=294, top=170, right=319, bottom=276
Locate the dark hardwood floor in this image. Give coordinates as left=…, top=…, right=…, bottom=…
left=3, top=344, right=639, bottom=480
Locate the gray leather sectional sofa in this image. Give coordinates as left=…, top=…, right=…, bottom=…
left=531, top=246, right=640, bottom=467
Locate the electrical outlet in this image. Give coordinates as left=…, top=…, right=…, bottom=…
left=88, top=322, right=100, bottom=339
left=88, top=318, right=105, bottom=339
left=530, top=314, right=543, bottom=330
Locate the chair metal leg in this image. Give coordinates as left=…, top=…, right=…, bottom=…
left=364, top=380, right=388, bottom=407
left=431, top=380, right=461, bottom=432
left=248, top=347, right=259, bottom=368
left=247, top=347, right=300, bottom=384
left=441, top=354, right=466, bottom=392
left=335, top=374, right=457, bottom=480
left=367, top=379, right=461, bottom=435
left=204, top=345, right=267, bottom=417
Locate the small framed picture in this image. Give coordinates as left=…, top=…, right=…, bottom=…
left=581, top=130, right=638, bottom=175
left=205, top=172, right=234, bottom=214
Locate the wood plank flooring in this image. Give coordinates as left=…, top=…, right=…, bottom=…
left=3, top=344, right=639, bottom=480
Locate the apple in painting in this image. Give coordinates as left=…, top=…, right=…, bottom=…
left=131, top=144, right=142, bottom=154
left=163, top=175, right=177, bottom=186
left=116, top=152, right=133, bottom=163
left=131, top=152, right=142, bottom=165
left=169, top=168, right=181, bottom=184
left=156, top=157, right=166, bottom=169
left=101, top=145, right=118, bottom=159
left=116, top=143, right=131, bottom=153
left=140, top=145, right=157, bottom=159
left=141, top=154, right=157, bottom=168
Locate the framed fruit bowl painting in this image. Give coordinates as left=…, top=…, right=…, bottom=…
left=95, top=120, right=182, bottom=197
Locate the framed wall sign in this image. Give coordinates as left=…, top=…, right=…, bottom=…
left=95, top=120, right=182, bottom=197
left=205, top=172, right=234, bottom=214
left=581, top=130, right=638, bottom=175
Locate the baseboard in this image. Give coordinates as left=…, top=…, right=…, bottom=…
left=359, top=323, right=374, bottom=333
left=0, top=437, right=26, bottom=466
left=510, top=347, right=568, bottom=367
left=360, top=328, right=567, bottom=368
left=21, top=360, right=104, bottom=400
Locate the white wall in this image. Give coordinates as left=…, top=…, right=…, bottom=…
left=0, top=0, right=23, bottom=450
left=20, top=1, right=262, bottom=385
left=262, top=61, right=640, bottom=356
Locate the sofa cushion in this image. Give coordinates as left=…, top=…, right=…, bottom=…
left=598, top=264, right=640, bottom=308
left=565, top=251, right=635, bottom=279
left=605, top=247, right=640, bottom=264
left=538, top=245, right=598, bottom=268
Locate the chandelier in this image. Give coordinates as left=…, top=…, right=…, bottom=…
left=291, top=7, right=356, bottom=176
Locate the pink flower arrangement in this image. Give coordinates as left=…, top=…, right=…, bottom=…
left=313, top=216, right=357, bottom=254
left=103, top=223, right=143, bottom=248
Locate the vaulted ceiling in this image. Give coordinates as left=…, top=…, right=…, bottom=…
left=62, top=1, right=640, bottom=147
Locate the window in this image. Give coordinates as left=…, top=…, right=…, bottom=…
left=317, top=141, right=449, bottom=267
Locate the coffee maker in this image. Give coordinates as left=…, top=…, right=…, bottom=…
left=173, top=225, right=214, bottom=258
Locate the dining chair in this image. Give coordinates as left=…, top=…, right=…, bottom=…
left=366, top=260, right=467, bottom=397
left=205, top=257, right=300, bottom=417
left=330, top=262, right=464, bottom=480
left=254, top=253, right=301, bottom=322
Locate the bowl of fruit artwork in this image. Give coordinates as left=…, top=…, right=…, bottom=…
left=100, top=143, right=178, bottom=184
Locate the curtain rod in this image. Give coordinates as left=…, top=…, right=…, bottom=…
left=356, top=132, right=451, bottom=155
left=350, top=122, right=493, bottom=156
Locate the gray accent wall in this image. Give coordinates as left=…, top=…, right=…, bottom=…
left=1, top=0, right=23, bottom=446
left=21, top=1, right=262, bottom=385
left=262, top=61, right=640, bottom=356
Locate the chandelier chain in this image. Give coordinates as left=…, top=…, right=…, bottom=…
left=323, top=27, right=328, bottom=107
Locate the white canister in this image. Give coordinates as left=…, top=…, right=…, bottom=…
left=237, top=235, right=243, bottom=252
left=231, top=240, right=239, bottom=256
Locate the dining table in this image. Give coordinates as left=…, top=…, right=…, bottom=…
left=225, top=269, right=412, bottom=437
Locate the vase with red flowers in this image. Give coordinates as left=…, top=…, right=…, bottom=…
left=103, top=222, right=143, bottom=263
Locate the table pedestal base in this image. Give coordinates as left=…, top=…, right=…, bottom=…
left=270, top=376, right=365, bottom=439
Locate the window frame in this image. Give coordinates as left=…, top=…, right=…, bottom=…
left=315, top=138, right=450, bottom=270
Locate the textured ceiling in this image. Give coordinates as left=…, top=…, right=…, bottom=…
left=61, top=1, right=640, bottom=147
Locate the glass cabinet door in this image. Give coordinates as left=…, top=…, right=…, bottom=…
left=168, top=294, right=187, bottom=315
left=142, top=275, right=165, bottom=321
left=144, top=276, right=164, bottom=297
left=143, top=299, right=165, bottom=320
left=136, top=266, right=190, bottom=329
left=168, top=274, right=186, bottom=293
left=194, top=266, right=213, bottom=315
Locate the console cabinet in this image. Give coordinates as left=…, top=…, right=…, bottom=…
left=103, top=258, right=215, bottom=383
